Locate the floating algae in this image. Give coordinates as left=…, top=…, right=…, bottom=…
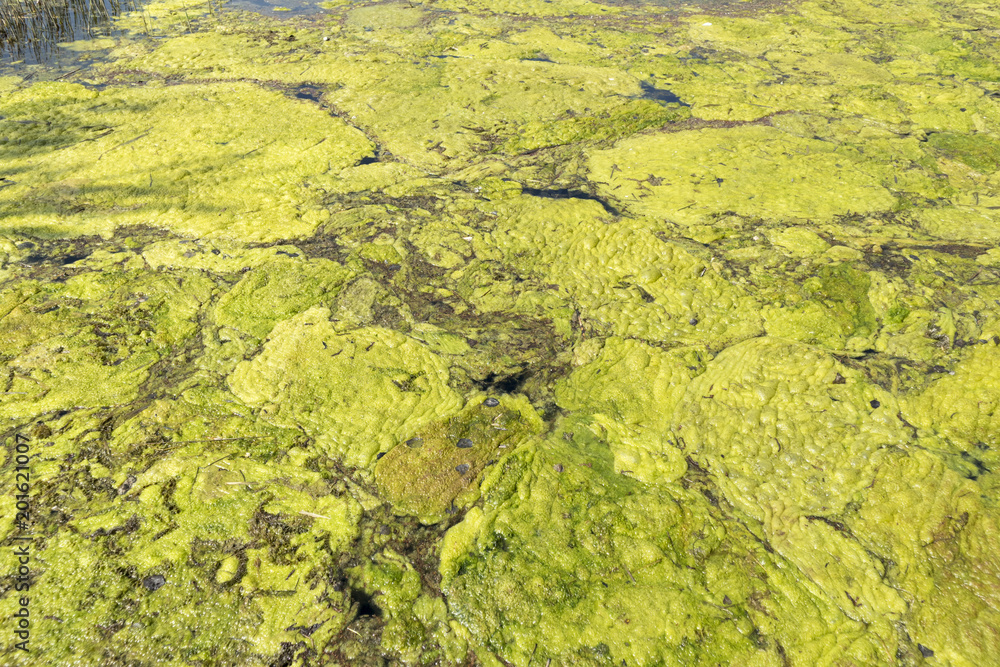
left=2, top=0, right=1000, bottom=663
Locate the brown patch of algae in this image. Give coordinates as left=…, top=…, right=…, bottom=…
left=375, top=394, right=543, bottom=523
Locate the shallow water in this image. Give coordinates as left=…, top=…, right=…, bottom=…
left=0, top=0, right=142, bottom=64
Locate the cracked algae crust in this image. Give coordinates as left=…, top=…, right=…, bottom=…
left=2, top=0, right=1000, bottom=663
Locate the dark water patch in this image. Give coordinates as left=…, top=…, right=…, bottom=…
left=6, top=233, right=121, bottom=282
left=863, top=248, right=912, bottom=275
left=520, top=187, right=621, bottom=216
left=292, top=83, right=323, bottom=102
left=475, top=369, right=530, bottom=394
left=640, top=80, right=689, bottom=107
left=349, top=587, right=382, bottom=617
left=908, top=243, right=990, bottom=260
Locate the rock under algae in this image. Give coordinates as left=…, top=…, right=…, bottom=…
left=2, top=0, right=1000, bottom=663
left=375, top=394, right=543, bottom=523
left=554, top=336, right=704, bottom=484
left=214, top=256, right=355, bottom=340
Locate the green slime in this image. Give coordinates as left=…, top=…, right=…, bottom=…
left=1, top=0, right=1000, bottom=664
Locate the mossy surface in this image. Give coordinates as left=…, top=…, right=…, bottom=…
left=375, top=394, right=543, bottom=523
left=2, top=0, right=1000, bottom=664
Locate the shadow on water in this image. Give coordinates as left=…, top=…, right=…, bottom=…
left=0, top=0, right=141, bottom=65
left=0, top=89, right=244, bottom=234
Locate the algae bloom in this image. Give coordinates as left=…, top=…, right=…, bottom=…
left=1, top=0, right=1000, bottom=664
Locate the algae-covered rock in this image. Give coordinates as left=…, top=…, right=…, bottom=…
left=588, top=125, right=899, bottom=225
left=762, top=261, right=880, bottom=349
left=214, top=257, right=355, bottom=340
left=0, top=81, right=372, bottom=241
left=0, top=267, right=208, bottom=421
left=489, top=196, right=763, bottom=346
left=846, top=445, right=1000, bottom=666
left=555, top=337, right=703, bottom=484
left=441, top=429, right=894, bottom=666
left=904, top=343, right=1000, bottom=448
left=0, top=395, right=360, bottom=663
left=375, top=394, right=543, bottom=523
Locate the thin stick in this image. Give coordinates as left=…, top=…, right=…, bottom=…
left=55, top=66, right=85, bottom=80
left=99, top=130, right=151, bottom=160
left=241, top=140, right=276, bottom=158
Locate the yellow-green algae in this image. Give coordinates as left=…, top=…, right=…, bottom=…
left=2, top=0, right=1000, bottom=663
left=0, top=80, right=372, bottom=241
left=227, top=306, right=463, bottom=468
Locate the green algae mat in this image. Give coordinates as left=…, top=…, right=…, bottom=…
left=2, top=0, right=1000, bottom=663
